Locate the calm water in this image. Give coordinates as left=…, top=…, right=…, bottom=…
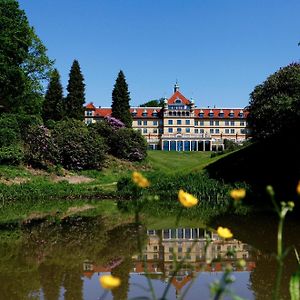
left=0, top=214, right=299, bottom=300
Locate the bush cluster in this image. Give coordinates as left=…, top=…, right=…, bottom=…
left=0, top=113, right=147, bottom=169
left=92, top=119, right=147, bottom=162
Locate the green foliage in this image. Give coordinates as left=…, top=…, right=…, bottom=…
left=117, top=172, right=249, bottom=219
left=24, top=125, right=61, bottom=169
left=0, top=145, right=24, bottom=165
left=65, top=60, right=85, bottom=120
left=0, top=0, right=53, bottom=114
left=290, top=269, right=300, bottom=300
left=42, top=69, right=64, bottom=121
left=111, top=70, right=132, bottom=128
left=139, top=98, right=165, bottom=107
left=248, top=63, right=300, bottom=140
left=52, top=119, right=106, bottom=170
left=0, top=114, right=20, bottom=147
left=109, top=128, right=147, bottom=161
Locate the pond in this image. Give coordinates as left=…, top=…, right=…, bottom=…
left=0, top=213, right=299, bottom=300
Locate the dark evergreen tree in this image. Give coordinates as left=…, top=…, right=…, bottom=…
left=65, top=60, right=85, bottom=120
left=111, top=70, right=132, bottom=127
left=42, top=69, right=64, bottom=121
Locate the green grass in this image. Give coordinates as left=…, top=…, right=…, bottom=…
left=146, top=150, right=227, bottom=174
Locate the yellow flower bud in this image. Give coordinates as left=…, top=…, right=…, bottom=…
left=217, top=226, right=233, bottom=239
left=230, top=189, right=246, bottom=201
left=178, top=189, right=198, bottom=208
left=99, top=275, right=121, bottom=290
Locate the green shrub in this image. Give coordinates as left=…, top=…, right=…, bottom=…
left=109, top=128, right=147, bottom=161
left=0, top=145, right=24, bottom=165
left=0, top=128, right=20, bottom=147
left=24, top=125, right=61, bottom=169
left=52, top=119, right=106, bottom=170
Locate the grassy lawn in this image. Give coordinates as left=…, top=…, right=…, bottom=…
left=147, top=150, right=227, bottom=174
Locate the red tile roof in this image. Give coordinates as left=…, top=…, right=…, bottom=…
left=167, top=91, right=191, bottom=105
left=194, top=108, right=248, bottom=119
left=86, top=102, right=96, bottom=110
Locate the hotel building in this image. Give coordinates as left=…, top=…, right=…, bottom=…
left=84, top=83, right=249, bottom=151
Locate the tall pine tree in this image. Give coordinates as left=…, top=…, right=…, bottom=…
left=42, top=69, right=64, bottom=121
left=111, top=70, right=132, bottom=128
left=65, top=60, right=85, bottom=120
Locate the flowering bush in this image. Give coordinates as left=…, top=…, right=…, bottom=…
left=52, top=119, right=106, bottom=170
left=24, top=125, right=61, bottom=168
left=109, top=128, right=147, bottom=161
left=104, top=116, right=125, bottom=130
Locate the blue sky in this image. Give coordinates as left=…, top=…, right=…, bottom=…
left=19, top=0, right=300, bottom=108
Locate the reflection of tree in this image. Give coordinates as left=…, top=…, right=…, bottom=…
left=111, top=257, right=132, bottom=300
left=63, top=266, right=83, bottom=300
left=39, top=263, right=64, bottom=300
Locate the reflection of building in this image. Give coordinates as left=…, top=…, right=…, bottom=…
left=84, top=84, right=250, bottom=151
left=83, top=228, right=256, bottom=296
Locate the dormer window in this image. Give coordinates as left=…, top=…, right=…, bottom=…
left=239, top=110, right=244, bottom=118
left=199, top=110, right=204, bottom=118
left=209, top=109, right=214, bottom=118
left=219, top=110, right=224, bottom=118
left=152, top=110, right=158, bottom=117
left=175, top=98, right=182, bottom=104
left=132, top=109, right=137, bottom=116
left=229, top=110, right=234, bottom=118
left=142, top=109, right=148, bottom=117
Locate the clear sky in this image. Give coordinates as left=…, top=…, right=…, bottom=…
left=19, top=0, right=300, bottom=108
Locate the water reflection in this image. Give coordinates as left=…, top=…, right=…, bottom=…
left=0, top=217, right=298, bottom=299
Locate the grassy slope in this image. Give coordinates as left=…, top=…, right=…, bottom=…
left=146, top=150, right=226, bottom=174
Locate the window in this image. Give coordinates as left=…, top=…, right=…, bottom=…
left=186, top=128, right=190, bottom=133
left=153, top=128, right=158, bottom=133
left=177, top=128, right=182, bottom=133
left=169, top=247, right=174, bottom=252
left=210, top=120, right=214, bottom=126
left=142, top=112, right=148, bottom=117
left=175, top=99, right=182, bottom=104
left=195, top=121, right=198, bottom=126
left=168, top=128, right=173, bottom=133
left=215, top=129, right=220, bottom=133
left=86, top=119, right=92, bottom=125
left=143, top=128, right=147, bottom=134
left=240, top=121, right=245, bottom=126
left=215, top=121, right=219, bottom=126
left=154, top=246, right=158, bottom=251
left=200, top=129, right=204, bottom=133
left=143, top=121, right=147, bottom=126
left=195, top=129, right=198, bottom=133
left=225, top=121, right=229, bottom=126
left=210, top=129, right=214, bottom=134
left=177, top=120, right=182, bottom=125
left=241, top=129, right=246, bottom=134
left=230, top=129, right=235, bottom=134
left=153, top=120, right=158, bottom=126
left=230, top=121, right=235, bottom=126
left=199, top=113, right=204, bottom=118
left=159, top=128, right=163, bottom=133
left=168, top=120, right=173, bottom=125
left=138, top=120, right=142, bottom=126
left=200, top=121, right=204, bottom=126
left=225, top=129, right=229, bottom=134
left=86, top=111, right=92, bottom=116
left=186, top=120, right=190, bottom=125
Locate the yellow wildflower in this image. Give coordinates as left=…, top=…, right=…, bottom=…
left=217, top=226, right=233, bottom=239
left=99, top=275, right=121, bottom=290
left=297, top=181, right=300, bottom=195
left=230, top=188, right=246, bottom=201
left=178, top=189, right=198, bottom=208
left=132, top=172, right=150, bottom=188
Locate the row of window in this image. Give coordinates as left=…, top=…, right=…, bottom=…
left=138, top=128, right=246, bottom=134
left=135, top=120, right=246, bottom=126
left=195, top=120, right=245, bottom=126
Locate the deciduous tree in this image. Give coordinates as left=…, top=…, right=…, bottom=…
left=247, top=63, right=300, bottom=140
